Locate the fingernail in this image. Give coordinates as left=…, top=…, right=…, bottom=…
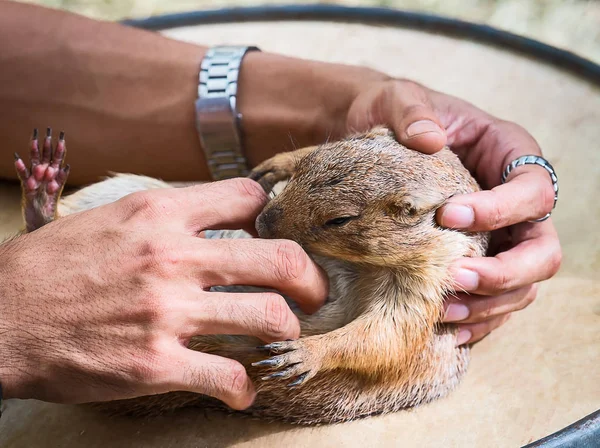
left=444, top=304, right=470, bottom=322
left=406, top=120, right=444, bottom=138
left=456, top=329, right=472, bottom=346
left=453, top=268, right=479, bottom=291
left=440, top=203, right=474, bottom=228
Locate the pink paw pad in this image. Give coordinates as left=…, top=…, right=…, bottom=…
left=14, top=128, right=70, bottom=231
left=14, top=128, right=70, bottom=197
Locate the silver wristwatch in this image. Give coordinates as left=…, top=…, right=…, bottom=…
left=195, top=46, right=260, bottom=181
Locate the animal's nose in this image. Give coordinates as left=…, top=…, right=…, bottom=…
left=256, top=205, right=283, bottom=238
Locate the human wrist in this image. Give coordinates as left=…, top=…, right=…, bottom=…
left=237, top=52, right=389, bottom=166
left=0, top=239, right=33, bottom=400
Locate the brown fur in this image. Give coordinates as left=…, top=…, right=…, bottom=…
left=20, top=127, right=489, bottom=424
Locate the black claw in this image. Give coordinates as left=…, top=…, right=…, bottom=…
left=288, top=372, right=309, bottom=387
left=251, top=358, right=279, bottom=367
left=261, top=371, right=287, bottom=381
left=257, top=342, right=279, bottom=351
left=256, top=341, right=293, bottom=353
left=59, top=131, right=65, bottom=141
left=46, top=127, right=52, bottom=138
left=64, top=164, right=71, bottom=173
left=14, top=152, right=20, bottom=161
left=32, top=128, right=38, bottom=139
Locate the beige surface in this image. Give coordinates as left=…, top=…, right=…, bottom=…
left=0, top=22, right=599, bottom=447
left=18, top=0, right=600, bottom=65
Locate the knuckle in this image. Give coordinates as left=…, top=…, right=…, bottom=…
left=226, top=362, right=249, bottom=396
left=137, top=239, right=180, bottom=277
left=523, top=284, right=538, bottom=307
left=273, top=240, right=308, bottom=285
left=122, top=190, right=173, bottom=221
left=389, top=80, right=432, bottom=112
left=138, top=292, right=171, bottom=325
left=396, top=78, right=426, bottom=96
left=538, top=178, right=556, bottom=216
left=216, top=361, right=252, bottom=409
left=546, top=244, right=563, bottom=277
left=489, top=269, right=512, bottom=294
left=263, top=294, right=293, bottom=340
left=487, top=191, right=506, bottom=230
left=478, top=305, right=494, bottom=321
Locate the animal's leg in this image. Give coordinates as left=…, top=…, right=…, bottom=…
left=252, top=313, right=417, bottom=388
left=249, top=145, right=317, bottom=193
left=14, top=128, right=70, bottom=232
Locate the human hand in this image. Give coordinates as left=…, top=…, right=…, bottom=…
left=346, top=80, right=562, bottom=344
left=0, top=179, right=328, bottom=408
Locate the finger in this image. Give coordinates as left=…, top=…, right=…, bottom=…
left=437, top=166, right=556, bottom=231
left=170, top=347, right=256, bottom=410
left=49, top=131, right=66, bottom=169
left=450, top=221, right=561, bottom=295
left=443, top=284, right=537, bottom=324
left=348, top=80, right=446, bottom=154
left=432, top=113, right=557, bottom=232
left=456, top=313, right=512, bottom=346
left=386, top=81, right=447, bottom=153
left=41, top=127, right=53, bottom=164
left=196, top=238, right=329, bottom=314
left=29, top=128, right=40, bottom=169
left=121, top=178, right=268, bottom=235
left=14, top=153, right=29, bottom=182
left=182, top=292, right=300, bottom=342
left=55, top=164, right=70, bottom=188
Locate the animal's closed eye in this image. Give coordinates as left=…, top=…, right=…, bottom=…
left=325, top=216, right=355, bottom=227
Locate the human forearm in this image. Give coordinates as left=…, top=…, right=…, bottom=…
left=0, top=2, right=388, bottom=184
left=237, top=52, right=388, bottom=167
left=0, top=1, right=207, bottom=184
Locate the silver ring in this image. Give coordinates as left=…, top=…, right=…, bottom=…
left=501, top=155, right=558, bottom=222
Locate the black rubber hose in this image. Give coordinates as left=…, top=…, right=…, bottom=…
left=522, top=409, right=600, bottom=448
left=121, top=4, right=600, bottom=85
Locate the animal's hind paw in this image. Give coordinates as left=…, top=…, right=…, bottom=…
left=253, top=339, right=322, bottom=387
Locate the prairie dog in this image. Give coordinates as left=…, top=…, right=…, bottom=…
left=13, top=127, right=488, bottom=424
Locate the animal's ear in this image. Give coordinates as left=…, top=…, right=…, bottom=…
left=384, top=191, right=446, bottom=218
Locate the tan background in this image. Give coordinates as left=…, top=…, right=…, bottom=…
left=0, top=16, right=599, bottom=447
left=16, top=0, right=600, bottom=64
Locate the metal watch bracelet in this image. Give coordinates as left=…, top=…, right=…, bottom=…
left=195, top=46, right=260, bottom=181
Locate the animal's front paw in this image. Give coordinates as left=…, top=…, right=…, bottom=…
left=253, top=339, right=322, bottom=387
left=248, top=153, right=296, bottom=194
left=249, top=146, right=315, bottom=194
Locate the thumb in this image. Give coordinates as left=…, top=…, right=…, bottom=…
left=348, top=79, right=447, bottom=154
left=385, top=81, right=447, bottom=154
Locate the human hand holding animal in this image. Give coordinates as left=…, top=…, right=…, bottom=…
left=344, top=80, right=561, bottom=344
left=0, top=176, right=328, bottom=408
left=8, top=128, right=489, bottom=422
